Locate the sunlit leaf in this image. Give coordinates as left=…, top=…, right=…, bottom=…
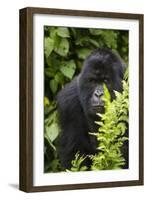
left=55, top=72, right=64, bottom=84
left=60, top=60, right=76, bottom=79
left=54, top=38, right=69, bottom=56
left=46, top=123, right=59, bottom=142
left=57, top=27, right=70, bottom=38
left=44, top=96, right=50, bottom=106
left=44, top=37, right=54, bottom=57
left=77, top=48, right=91, bottom=59
left=50, top=79, right=58, bottom=94
left=89, top=29, right=103, bottom=35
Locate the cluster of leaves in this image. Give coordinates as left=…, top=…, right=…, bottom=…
left=66, top=153, right=88, bottom=172
left=44, top=26, right=128, bottom=172
left=44, top=99, right=62, bottom=172
left=91, top=80, right=129, bottom=170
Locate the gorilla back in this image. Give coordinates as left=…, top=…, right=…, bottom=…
left=57, top=48, right=127, bottom=169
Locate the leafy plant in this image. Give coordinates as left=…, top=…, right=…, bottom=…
left=44, top=99, right=62, bottom=172
left=67, top=153, right=88, bottom=172
left=91, top=80, right=129, bottom=170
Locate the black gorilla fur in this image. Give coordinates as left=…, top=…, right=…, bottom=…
left=57, top=48, right=128, bottom=169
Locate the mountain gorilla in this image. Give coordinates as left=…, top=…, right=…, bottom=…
left=57, top=48, right=128, bottom=169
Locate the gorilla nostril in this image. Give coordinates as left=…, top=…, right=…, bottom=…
left=94, top=90, right=103, bottom=97
left=99, top=91, right=104, bottom=97
left=94, top=91, right=99, bottom=97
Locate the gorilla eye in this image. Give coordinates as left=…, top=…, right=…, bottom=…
left=104, top=79, right=108, bottom=83
left=104, top=76, right=110, bottom=83
left=88, top=78, right=96, bottom=83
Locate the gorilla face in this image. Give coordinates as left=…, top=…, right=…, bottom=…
left=78, top=48, right=125, bottom=118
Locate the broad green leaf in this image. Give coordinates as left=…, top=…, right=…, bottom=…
left=75, top=36, right=90, bottom=46
left=60, top=66, right=75, bottom=79
left=103, top=31, right=117, bottom=49
left=45, top=68, right=56, bottom=78
left=60, top=60, right=76, bottom=79
left=89, top=39, right=99, bottom=47
left=56, top=27, right=70, bottom=38
left=46, top=123, right=59, bottom=142
left=54, top=38, right=69, bottom=56
left=44, top=37, right=54, bottom=57
left=45, top=110, right=58, bottom=127
left=49, top=27, right=57, bottom=39
left=68, top=60, right=76, bottom=70
left=89, top=29, right=103, bottom=35
left=44, top=135, right=56, bottom=150
left=77, top=48, right=91, bottom=59
left=50, top=79, right=58, bottom=94
left=55, top=72, right=64, bottom=84
left=44, top=97, right=50, bottom=106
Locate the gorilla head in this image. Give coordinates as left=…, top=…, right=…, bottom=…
left=57, top=48, right=127, bottom=169
left=78, top=48, right=125, bottom=119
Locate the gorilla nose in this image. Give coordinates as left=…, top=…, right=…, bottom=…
left=91, top=85, right=104, bottom=107
left=94, top=88, right=104, bottom=97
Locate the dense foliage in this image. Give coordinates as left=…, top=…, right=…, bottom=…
left=91, top=80, right=129, bottom=170
left=44, top=26, right=128, bottom=172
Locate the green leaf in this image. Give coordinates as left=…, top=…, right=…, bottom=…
left=117, top=122, right=126, bottom=135
left=95, top=121, right=104, bottom=126
left=55, top=72, right=65, bottom=84
left=44, top=97, right=50, bottom=106
left=44, top=37, right=54, bottom=57
left=45, top=135, right=56, bottom=150
left=49, top=27, right=57, bottom=39
left=54, top=38, right=69, bottom=56
left=70, top=28, right=77, bottom=38
left=75, top=36, right=90, bottom=46
left=89, top=29, right=103, bottom=35
left=89, top=39, right=99, bottom=47
left=103, top=83, right=111, bottom=102
left=46, top=123, right=59, bottom=142
left=77, top=48, right=91, bottom=59
left=60, top=60, right=76, bottom=79
left=118, top=115, right=128, bottom=122
left=69, top=153, right=88, bottom=172
left=124, top=67, right=129, bottom=80
left=45, top=68, right=56, bottom=78
left=56, top=27, right=70, bottom=38
left=50, top=79, right=58, bottom=94
left=60, top=66, right=75, bottom=79
left=103, top=31, right=117, bottom=49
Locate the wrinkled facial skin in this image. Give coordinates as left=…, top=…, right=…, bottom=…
left=90, top=84, right=105, bottom=113
left=78, top=48, right=125, bottom=118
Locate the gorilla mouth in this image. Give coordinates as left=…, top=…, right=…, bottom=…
left=92, top=105, right=105, bottom=113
